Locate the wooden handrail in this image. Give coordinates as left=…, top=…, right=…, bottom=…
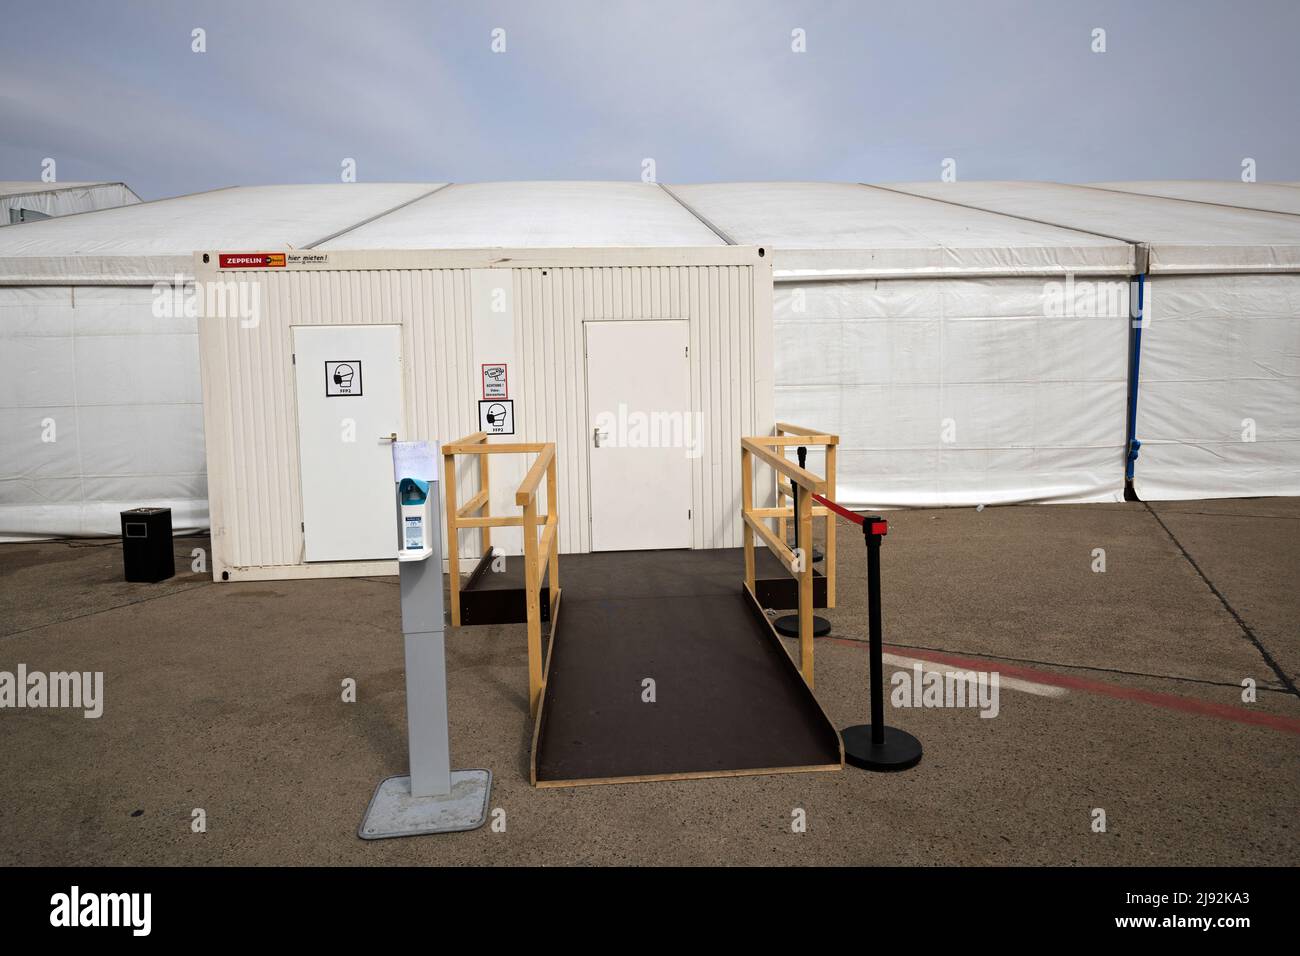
left=539, top=513, right=558, bottom=566
left=515, top=444, right=556, bottom=505
left=775, top=421, right=839, bottom=440
left=741, top=424, right=840, bottom=689
left=455, top=488, right=489, bottom=518
left=749, top=505, right=828, bottom=520
left=755, top=434, right=840, bottom=447
left=456, top=514, right=527, bottom=529
left=741, top=437, right=825, bottom=493
left=744, top=511, right=797, bottom=573
left=444, top=440, right=551, bottom=455
left=444, top=435, right=560, bottom=721
left=772, top=424, right=838, bottom=610
left=776, top=479, right=830, bottom=504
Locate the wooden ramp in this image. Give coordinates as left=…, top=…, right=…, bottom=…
left=530, top=549, right=844, bottom=787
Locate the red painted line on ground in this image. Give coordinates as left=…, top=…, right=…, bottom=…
left=826, top=638, right=1300, bottom=736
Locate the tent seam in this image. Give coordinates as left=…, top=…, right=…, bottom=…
left=304, top=183, right=454, bottom=249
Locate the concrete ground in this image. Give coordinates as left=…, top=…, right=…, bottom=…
left=1, top=498, right=1297, bottom=866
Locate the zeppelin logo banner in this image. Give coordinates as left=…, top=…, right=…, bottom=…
left=218, top=253, right=286, bottom=268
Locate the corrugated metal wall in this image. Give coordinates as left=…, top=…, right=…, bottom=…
left=199, top=254, right=770, bottom=577
left=513, top=264, right=759, bottom=552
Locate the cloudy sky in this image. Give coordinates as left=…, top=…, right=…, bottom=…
left=2, top=0, right=1298, bottom=199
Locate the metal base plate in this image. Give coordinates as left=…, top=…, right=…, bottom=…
left=774, top=614, right=832, bottom=638
left=358, top=770, right=492, bottom=840
left=841, top=724, right=923, bottom=772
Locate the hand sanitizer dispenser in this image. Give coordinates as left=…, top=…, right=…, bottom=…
left=361, top=438, right=492, bottom=839
left=398, top=477, right=431, bottom=558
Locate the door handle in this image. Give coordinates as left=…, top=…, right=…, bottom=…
left=593, top=428, right=610, bottom=448
left=380, top=433, right=397, bottom=442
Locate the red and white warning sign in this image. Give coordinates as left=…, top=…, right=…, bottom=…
left=481, top=363, right=508, bottom=399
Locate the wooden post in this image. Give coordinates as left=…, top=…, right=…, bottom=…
left=741, top=446, right=755, bottom=594
left=826, top=441, right=837, bottom=609
left=775, top=427, right=787, bottom=542
left=523, top=494, right=543, bottom=718
left=546, top=454, right=560, bottom=614
left=480, top=449, right=491, bottom=555
left=444, top=449, right=460, bottom=627
left=797, top=480, right=814, bottom=687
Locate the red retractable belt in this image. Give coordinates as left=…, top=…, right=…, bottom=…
left=812, top=493, right=887, bottom=535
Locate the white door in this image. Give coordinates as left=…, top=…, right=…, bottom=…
left=585, top=320, right=692, bottom=551
left=292, top=325, right=404, bottom=562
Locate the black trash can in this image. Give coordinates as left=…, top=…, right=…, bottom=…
left=120, top=507, right=175, bottom=583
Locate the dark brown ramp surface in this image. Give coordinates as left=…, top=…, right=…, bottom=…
left=531, top=549, right=843, bottom=786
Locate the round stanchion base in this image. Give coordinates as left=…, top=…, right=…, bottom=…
left=774, top=614, right=832, bottom=638
left=841, top=724, right=923, bottom=772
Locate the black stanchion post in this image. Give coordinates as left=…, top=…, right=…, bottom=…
left=774, top=476, right=831, bottom=638
left=794, top=445, right=823, bottom=563
left=841, top=515, right=923, bottom=772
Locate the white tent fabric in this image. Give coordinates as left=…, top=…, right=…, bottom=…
left=0, top=184, right=442, bottom=540
left=9, top=178, right=1295, bottom=539
left=671, top=183, right=1136, bottom=507
left=0, top=183, right=441, bottom=283
left=767, top=276, right=1131, bottom=507
left=2, top=285, right=207, bottom=539
left=318, top=181, right=723, bottom=249
left=891, top=181, right=1300, bottom=273
left=1089, top=181, right=1300, bottom=216
left=1136, top=274, right=1300, bottom=500
left=671, top=182, right=1132, bottom=279
left=887, top=182, right=1300, bottom=501
left=0, top=181, right=140, bottom=223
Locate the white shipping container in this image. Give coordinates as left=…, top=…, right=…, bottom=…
left=194, top=246, right=773, bottom=582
